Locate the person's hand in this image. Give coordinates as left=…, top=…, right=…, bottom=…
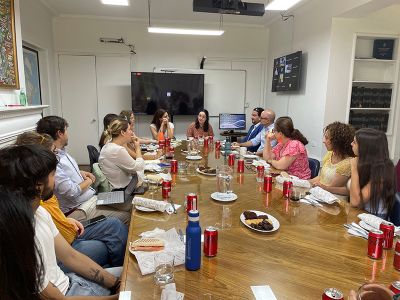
left=313, top=181, right=327, bottom=189
left=87, top=172, right=95, bottom=183
left=349, top=284, right=394, bottom=300
left=132, top=137, right=141, bottom=149
left=232, top=142, right=239, bottom=147
left=67, top=217, right=84, bottom=236
left=162, top=117, right=168, bottom=125
left=266, top=132, right=275, bottom=141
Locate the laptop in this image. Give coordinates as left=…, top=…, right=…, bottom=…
left=96, top=174, right=141, bottom=206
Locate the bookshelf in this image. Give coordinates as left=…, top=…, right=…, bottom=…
left=347, top=34, right=399, bottom=134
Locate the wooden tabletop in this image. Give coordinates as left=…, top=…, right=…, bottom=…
left=120, top=142, right=400, bottom=299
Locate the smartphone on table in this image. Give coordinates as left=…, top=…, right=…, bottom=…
left=81, top=215, right=107, bottom=228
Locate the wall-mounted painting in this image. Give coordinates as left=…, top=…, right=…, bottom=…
left=0, top=0, right=19, bottom=89
left=23, top=46, right=42, bottom=105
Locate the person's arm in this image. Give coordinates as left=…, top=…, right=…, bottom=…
left=262, top=132, right=276, bottom=160
left=54, top=234, right=118, bottom=290
left=115, top=144, right=145, bottom=174
left=208, top=124, right=214, bottom=137
left=41, top=281, right=118, bottom=299
left=125, top=143, right=137, bottom=159
left=67, top=217, right=84, bottom=236
left=56, top=166, right=92, bottom=200
left=150, top=124, right=158, bottom=140
left=313, top=174, right=350, bottom=196
left=268, top=155, right=297, bottom=170
left=165, top=121, right=174, bottom=139
left=309, top=176, right=320, bottom=185
left=186, top=123, right=194, bottom=138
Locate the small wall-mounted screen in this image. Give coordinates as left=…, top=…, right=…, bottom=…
left=271, top=51, right=302, bottom=92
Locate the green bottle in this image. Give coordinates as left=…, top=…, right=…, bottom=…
left=19, top=89, right=27, bottom=106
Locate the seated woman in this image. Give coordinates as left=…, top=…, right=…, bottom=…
left=119, top=110, right=154, bottom=145
left=349, top=128, right=395, bottom=219
left=99, top=118, right=145, bottom=190
left=99, top=113, right=119, bottom=149
left=187, top=109, right=214, bottom=138
left=150, top=109, right=174, bottom=140
left=310, top=122, right=355, bottom=196
left=263, top=116, right=311, bottom=179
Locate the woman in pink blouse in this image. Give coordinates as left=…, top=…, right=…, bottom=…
left=263, top=116, right=311, bottom=179
left=186, top=109, right=214, bottom=138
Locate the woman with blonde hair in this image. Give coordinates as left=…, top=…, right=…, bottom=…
left=99, top=118, right=145, bottom=190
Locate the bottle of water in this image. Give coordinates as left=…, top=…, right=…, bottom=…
left=19, top=89, right=27, bottom=106
left=224, top=138, right=231, bottom=156
left=185, top=210, right=201, bottom=271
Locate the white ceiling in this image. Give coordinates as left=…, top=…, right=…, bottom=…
left=40, top=0, right=302, bottom=26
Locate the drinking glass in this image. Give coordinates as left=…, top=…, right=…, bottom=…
left=144, top=179, right=159, bottom=199
left=356, top=283, right=394, bottom=300
left=216, top=165, right=233, bottom=195
left=178, top=161, right=188, bottom=175
left=154, top=252, right=175, bottom=285
left=221, top=205, right=232, bottom=229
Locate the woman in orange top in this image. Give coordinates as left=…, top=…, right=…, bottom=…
left=187, top=109, right=214, bottom=138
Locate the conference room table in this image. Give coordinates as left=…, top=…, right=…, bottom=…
left=120, top=142, right=400, bottom=299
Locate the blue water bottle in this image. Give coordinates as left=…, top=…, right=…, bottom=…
left=185, top=210, right=201, bottom=271
left=224, top=138, right=231, bottom=156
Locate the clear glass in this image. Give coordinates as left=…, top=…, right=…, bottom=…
left=290, top=188, right=305, bottom=201
left=256, top=168, right=265, bottom=183
left=221, top=205, right=232, bottom=229
left=216, top=165, right=233, bottom=195
left=154, top=252, right=175, bottom=285
left=188, top=139, right=199, bottom=156
left=144, top=179, right=159, bottom=199
left=178, top=161, right=188, bottom=175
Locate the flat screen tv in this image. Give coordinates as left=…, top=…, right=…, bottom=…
left=131, top=72, right=204, bottom=115
left=219, top=113, right=246, bottom=131
left=271, top=51, right=302, bottom=92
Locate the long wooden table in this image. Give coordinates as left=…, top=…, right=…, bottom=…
left=120, top=143, right=400, bottom=299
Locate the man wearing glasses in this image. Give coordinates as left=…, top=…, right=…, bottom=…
left=233, top=108, right=277, bottom=156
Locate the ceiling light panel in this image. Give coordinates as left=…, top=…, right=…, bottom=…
left=265, top=0, right=302, bottom=11
left=148, top=27, right=224, bottom=36
left=100, top=0, right=129, bottom=6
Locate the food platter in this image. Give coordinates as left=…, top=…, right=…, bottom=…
left=240, top=210, right=280, bottom=233
left=196, top=167, right=216, bottom=176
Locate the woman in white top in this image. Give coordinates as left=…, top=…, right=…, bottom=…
left=150, top=109, right=174, bottom=140
left=99, top=118, right=145, bottom=190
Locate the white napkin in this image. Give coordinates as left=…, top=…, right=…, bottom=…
left=118, top=291, right=131, bottom=300
left=161, top=283, right=184, bottom=300
left=309, top=187, right=338, bottom=204
left=251, top=285, right=277, bottom=300
left=275, top=175, right=311, bottom=188
left=159, top=173, right=172, bottom=181
left=145, top=163, right=162, bottom=172
left=252, top=160, right=270, bottom=168
left=358, top=213, right=384, bottom=229
left=131, top=228, right=185, bottom=275
left=132, top=197, right=181, bottom=214
left=300, top=197, right=323, bottom=207
left=139, top=228, right=166, bottom=238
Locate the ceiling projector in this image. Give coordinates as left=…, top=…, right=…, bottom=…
left=193, top=0, right=265, bottom=17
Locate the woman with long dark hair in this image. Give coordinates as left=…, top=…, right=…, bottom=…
left=150, top=109, right=174, bottom=140
left=310, top=122, right=355, bottom=196
left=186, top=109, right=214, bottom=138
left=263, top=116, right=311, bottom=179
left=349, top=128, right=395, bottom=219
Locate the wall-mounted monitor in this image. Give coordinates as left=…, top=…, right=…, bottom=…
left=131, top=72, right=204, bottom=115
left=271, top=51, right=302, bottom=92
left=219, top=113, right=246, bottom=131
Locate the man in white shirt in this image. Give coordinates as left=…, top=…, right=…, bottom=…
left=0, top=144, right=119, bottom=298
left=37, top=116, right=130, bottom=224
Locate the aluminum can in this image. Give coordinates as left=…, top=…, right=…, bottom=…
left=256, top=165, right=265, bottom=182
left=282, top=180, right=293, bottom=198
left=186, top=193, right=198, bottom=213
left=367, top=229, right=384, bottom=259
left=393, top=241, right=400, bottom=270
left=203, top=226, right=218, bottom=257
left=322, top=288, right=344, bottom=300
left=215, top=140, right=221, bottom=150
left=165, top=137, right=171, bottom=149
left=228, top=153, right=235, bottom=166
left=263, top=175, right=273, bottom=193
left=170, top=159, right=178, bottom=174
left=380, top=221, right=395, bottom=249
left=204, top=137, right=209, bottom=147
left=162, top=179, right=171, bottom=199
left=389, top=281, right=400, bottom=294
left=237, top=159, right=244, bottom=173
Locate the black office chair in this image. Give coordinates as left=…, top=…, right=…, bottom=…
left=87, top=145, right=100, bottom=172
left=390, top=192, right=400, bottom=226
left=308, top=158, right=320, bottom=179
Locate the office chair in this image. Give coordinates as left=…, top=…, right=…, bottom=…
left=390, top=192, right=400, bottom=226
left=308, top=158, right=320, bottom=179
left=87, top=145, right=100, bottom=172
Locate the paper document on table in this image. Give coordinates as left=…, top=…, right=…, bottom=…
left=251, top=285, right=277, bottom=300
left=131, top=228, right=185, bottom=275
left=119, top=291, right=132, bottom=300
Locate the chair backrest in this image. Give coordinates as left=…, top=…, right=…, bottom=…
left=87, top=145, right=100, bottom=171
left=308, top=158, right=320, bottom=179
left=92, top=163, right=112, bottom=193
left=396, top=159, right=400, bottom=192
left=390, top=192, right=400, bottom=226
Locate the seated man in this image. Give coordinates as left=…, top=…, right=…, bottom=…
left=0, top=144, right=120, bottom=298
left=233, top=108, right=277, bottom=156
left=240, top=107, right=264, bottom=152
left=36, top=116, right=130, bottom=224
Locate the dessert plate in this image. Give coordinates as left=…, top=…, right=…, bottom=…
left=240, top=210, right=280, bottom=233
left=186, top=155, right=202, bottom=160
left=243, top=154, right=259, bottom=159
left=196, top=168, right=216, bottom=176
left=210, top=192, right=238, bottom=202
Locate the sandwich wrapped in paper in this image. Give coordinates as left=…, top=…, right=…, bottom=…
left=129, top=238, right=165, bottom=251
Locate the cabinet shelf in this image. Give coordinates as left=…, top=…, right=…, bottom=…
left=350, top=108, right=391, bottom=111
left=354, top=58, right=397, bottom=63
left=352, top=80, right=393, bottom=84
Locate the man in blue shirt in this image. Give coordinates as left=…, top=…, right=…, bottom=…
left=234, top=108, right=276, bottom=156
left=240, top=107, right=264, bottom=152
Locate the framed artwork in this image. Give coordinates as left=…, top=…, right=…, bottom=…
left=0, top=0, right=19, bottom=89
left=23, top=46, right=42, bottom=105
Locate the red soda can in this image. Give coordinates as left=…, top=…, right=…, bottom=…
left=256, top=165, right=265, bottom=182
left=367, top=229, right=384, bottom=259
left=215, top=140, right=221, bottom=150
left=170, top=159, right=178, bottom=174
left=228, top=153, right=235, bottom=166
left=389, top=281, right=400, bottom=294
left=263, top=175, right=273, bottom=193
left=237, top=159, right=244, bottom=173
left=165, top=137, right=171, bottom=148
left=204, top=226, right=218, bottom=257
left=186, top=193, right=198, bottom=213
left=393, top=241, right=400, bottom=270
left=322, top=288, right=344, bottom=300
left=162, top=179, right=171, bottom=199
left=282, top=180, right=293, bottom=198
left=380, top=221, right=395, bottom=249
left=204, top=137, right=209, bottom=147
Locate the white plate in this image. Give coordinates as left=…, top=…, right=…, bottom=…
left=186, top=155, right=202, bottom=160
left=243, top=154, right=259, bottom=159
left=135, top=205, right=156, bottom=212
left=220, top=150, right=239, bottom=155
left=240, top=210, right=280, bottom=233
left=196, top=168, right=216, bottom=176
left=210, top=192, right=238, bottom=202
